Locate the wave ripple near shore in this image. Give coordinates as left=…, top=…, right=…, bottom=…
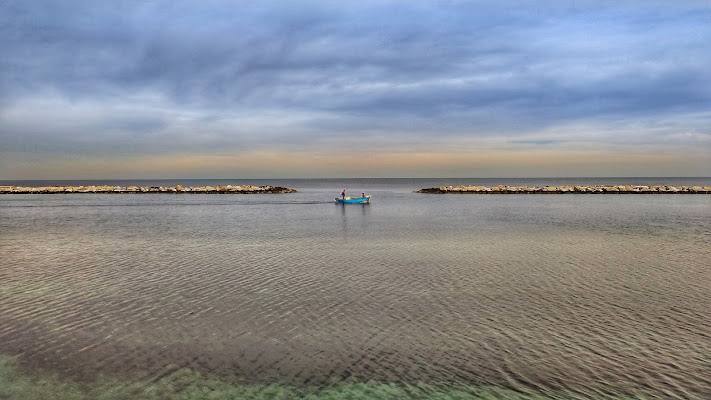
left=1, top=191, right=710, bottom=399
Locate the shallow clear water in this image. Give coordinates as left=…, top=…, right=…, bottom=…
left=1, top=178, right=710, bottom=399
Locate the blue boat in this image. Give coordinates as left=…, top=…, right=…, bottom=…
left=335, top=195, right=371, bottom=204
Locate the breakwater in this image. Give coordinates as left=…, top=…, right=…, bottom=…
left=0, top=184, right=297, bottom=194
left=418, top=185, right=711, bottom=194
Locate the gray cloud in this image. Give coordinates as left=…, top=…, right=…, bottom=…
left=1, top=0, right=710, bottom=164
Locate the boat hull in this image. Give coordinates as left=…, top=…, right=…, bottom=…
left=335, top=196, right=371, bottom=203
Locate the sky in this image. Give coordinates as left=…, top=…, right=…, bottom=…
left=1, top=0, right=710, bottom=179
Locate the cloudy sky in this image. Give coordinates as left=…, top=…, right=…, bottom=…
left=1, top=0, right=709, bottom=178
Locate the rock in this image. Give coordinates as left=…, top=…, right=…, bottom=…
left=416, top=184, right=710, bottom=194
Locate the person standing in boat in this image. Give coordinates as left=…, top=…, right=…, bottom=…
left=341, top=189, right=346, bottom=199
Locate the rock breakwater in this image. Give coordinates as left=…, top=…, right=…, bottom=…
left=418, top=185, right=711, bottom=194
left=0, top=185, right=297, bottom=194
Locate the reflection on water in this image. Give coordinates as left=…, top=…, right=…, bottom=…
left=1, top=179, right=710, bottom=399
left=338, top=202, right=370, bottom=234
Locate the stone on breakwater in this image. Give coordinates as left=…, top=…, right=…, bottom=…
left=417, top=185, right=710, bottom=194
left=0, top=185, right=297, bottom=194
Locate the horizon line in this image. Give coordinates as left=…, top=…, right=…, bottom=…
left=2, top=176, right=710, bottom=181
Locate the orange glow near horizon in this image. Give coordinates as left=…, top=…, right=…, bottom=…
left=2, top=148, right=708, bottom=179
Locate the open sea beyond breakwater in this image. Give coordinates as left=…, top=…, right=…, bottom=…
left=1, top=178, right=710, bottom=399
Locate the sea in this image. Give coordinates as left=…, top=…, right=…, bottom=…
left=1, top=178, right=710, bottom=399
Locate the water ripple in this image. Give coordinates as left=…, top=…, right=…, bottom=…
left=1, top=193, right=710, bottom=399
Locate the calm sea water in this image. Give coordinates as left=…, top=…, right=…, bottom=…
left=1, top=178, right=710, bottom=399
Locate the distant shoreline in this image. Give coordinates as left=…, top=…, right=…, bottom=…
left=0, top=185, right=297, bottom=194
left=418, top=185, right=711, bottom=194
